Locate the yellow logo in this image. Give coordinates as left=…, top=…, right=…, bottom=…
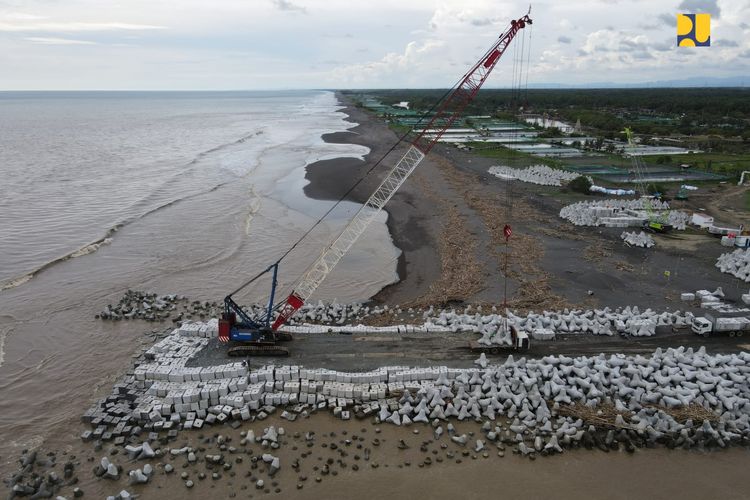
left=677, top=13, right=710, bottom=47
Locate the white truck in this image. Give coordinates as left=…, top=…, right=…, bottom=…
left=691, top=313, right=750, bottom=337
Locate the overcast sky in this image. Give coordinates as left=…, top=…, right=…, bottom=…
left=0, top=0, right=748, bottom=90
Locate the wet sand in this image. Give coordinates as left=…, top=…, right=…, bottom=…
left=14, top=412, right=750, bottom=500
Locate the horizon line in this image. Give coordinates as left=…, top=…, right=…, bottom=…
left=0, top=86, right=748, bottom=92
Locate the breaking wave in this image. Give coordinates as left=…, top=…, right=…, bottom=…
left=0, top=326, right=10, bottom=369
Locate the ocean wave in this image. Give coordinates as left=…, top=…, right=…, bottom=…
left=0, top=325, right=11, bottom=369
left=184, top=129, right=265, bottom=168
left=0, top=130, right=268, bottom=293
left=245, top=188, right=262, bottom=237
left=0, top=229, right=118, bottom=292
left=0, top=181, right=232, bottom=292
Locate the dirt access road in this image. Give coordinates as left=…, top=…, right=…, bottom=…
left=191, top=328, right=749, bottom=372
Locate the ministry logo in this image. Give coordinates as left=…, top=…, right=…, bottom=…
left=677, top=13, right=710, bottom=47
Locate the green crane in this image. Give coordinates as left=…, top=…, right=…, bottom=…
left=623, top=127, right=672, bottom=233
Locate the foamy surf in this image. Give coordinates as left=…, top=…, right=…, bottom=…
left=0, top=234, right=115, bottom=292
left=0, top=326, right=10, bottom=368
left=245, top=192, right=262, bottom=236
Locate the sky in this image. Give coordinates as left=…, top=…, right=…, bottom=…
left=0, top=0, right=748, bottom=90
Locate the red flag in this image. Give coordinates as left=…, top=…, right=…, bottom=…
left=503, top=224, right=512, bottom=240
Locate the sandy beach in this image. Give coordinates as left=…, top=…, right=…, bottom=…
left=3, top=92, right=750, bottom=499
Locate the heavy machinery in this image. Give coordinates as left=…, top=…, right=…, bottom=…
left=691, top=313, right=750, bottom=338
left=219, top=262, right=293, bottom=356
left=623, top=127, right=673, bottom=233
left=218, top=11, right=533, bottom=355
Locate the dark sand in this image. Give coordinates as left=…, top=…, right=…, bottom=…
left=14, top=412, right=750, bottom=500
left=303, top=105, right=443, bottom=304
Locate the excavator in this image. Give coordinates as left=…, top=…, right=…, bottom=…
left=218, top=11, right=533, bottom=356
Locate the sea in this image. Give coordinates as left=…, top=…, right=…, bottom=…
left=0, top=90, right=399, bottom=458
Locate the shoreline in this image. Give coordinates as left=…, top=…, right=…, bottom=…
left=303, top=93, right=440, bottom=304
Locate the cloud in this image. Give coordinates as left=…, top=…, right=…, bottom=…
left=678, top=0, right=721, bottom=18
left=331, top=38, right=445, bottom=84
left=658, top=13, right=674, bottom=27
left=632, top=50, right=654, bottom=60
left=652, top=39, right=674, bottom=52
left=427, top=5, right=504, bottom=31
left=1, top=0, right=748, bottom=90
left=620, top=35, right=648, bottom=50
left=271, top=0, right=307, bottom=14
left=1, top=13, right=46, bottom=21
left=470, top=18, right=493, bottom=27
left=715, top=39, right=739, bottom=47
left=0, top=20, right=166, bottom=32
left=25, top=36, right=97, bottom=45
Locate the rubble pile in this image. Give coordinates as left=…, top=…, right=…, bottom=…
left=3, top=450, right=83, bottom=500
left=97, top=290, right=220, bottom=323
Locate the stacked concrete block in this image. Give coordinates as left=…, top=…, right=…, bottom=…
left=487, top=165, right=584, bottom=187
left=531, top=328, right=556, bottom=340
left=176, top=318, right=219, bottom=338
left=87, top=319, right=750, bottom=456
left=716, top=248, right=750, bottom=282
left=621, top=231, right=655, bottom=248
left=466, top=307, right=691, bottom=345
left=560, top=198, right=682, bottom=229
left=667, top=211, right=690, bottom=231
